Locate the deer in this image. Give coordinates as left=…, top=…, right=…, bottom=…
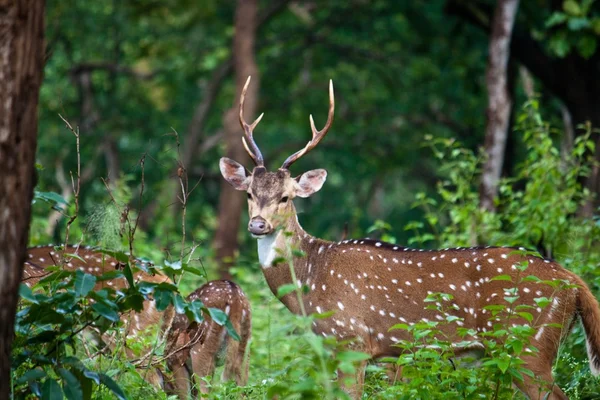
left=21, top=245, right=251, bottom=398
left=219, top=76, right=600, bottom=400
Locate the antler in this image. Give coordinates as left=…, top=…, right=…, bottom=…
left=239, top=76, right=265, bottom=167
left=281, top=80, right=335, bottom=170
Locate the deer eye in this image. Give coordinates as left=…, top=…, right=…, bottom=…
left=280, top=196, right=289, bottom=203
left=247, top=193, right=252, bottom=200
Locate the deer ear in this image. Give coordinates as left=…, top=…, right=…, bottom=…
left=220, top=157, right=250, bottom=191
left=294, top=169, right=327, bottom=198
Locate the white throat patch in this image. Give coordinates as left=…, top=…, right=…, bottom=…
left=257, top=232, right=280, bottom=268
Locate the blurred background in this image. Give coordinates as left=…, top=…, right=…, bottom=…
left=32, top=0, right=600, bottom=277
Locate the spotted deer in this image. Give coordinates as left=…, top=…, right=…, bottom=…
left=219, top=77, right=600, bottom=400
left=21, top=245, right=251, bottom=398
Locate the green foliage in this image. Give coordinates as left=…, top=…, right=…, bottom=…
left=544, top=0, right=600, bottom=58
left=395, top=103, right=600, bottom=399
left=411, top=100, right=597, bottom=259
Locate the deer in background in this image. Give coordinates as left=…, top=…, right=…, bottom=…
left=21, top=245, right=251, bottom=398
left=219, top=76, right=600, bottom=400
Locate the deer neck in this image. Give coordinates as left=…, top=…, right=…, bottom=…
left=256, top=205, right=326, bottom=314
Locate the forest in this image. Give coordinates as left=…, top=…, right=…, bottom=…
left=2, top=0, right=600, bottom=399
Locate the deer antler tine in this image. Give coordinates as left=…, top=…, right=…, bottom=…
left=281, top=80, right=335, bottom=170
left=238, top=75, right=264, bottom=167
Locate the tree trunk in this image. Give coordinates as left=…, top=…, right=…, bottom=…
left=479, top=0, right=519, bottom=211
left=0, top=0, right=45, bottom=394
left=446, top=0, right=600, bottom=215
left=213, top=0, right=260, bottom=279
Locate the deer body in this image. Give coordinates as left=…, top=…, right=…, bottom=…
left=21, top=246, right=251, bottom=399
left=220, top=77, right=600, bottom=399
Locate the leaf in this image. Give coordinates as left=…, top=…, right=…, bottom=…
left=563, top=0, right=582, bottom=16
left=516, top=312, right=534, bottom=323
left=185, top=300, right=204, bottom=323
left=154, top=289, right=173, bottom=311
left=19, top=284, right=39, bottom=303
left=276, top=283, right=297, bottom=298
left=82, top=370, right=101, bottom=385
left=39, top=270, right=72, bottom=284
left=16, top=369, right=47, bottom=384
left=496, top=356, right=511, bottom=373
left=207, top=307, right=241, bottom=341
left=58, top=368, right=83, bottom=400
left=164, top=259, right=182, bottom=270
left=577, top=35, right=597, bottom=59
left=91, top=302, right=120, bottom=322
left=336, top=351, right=371, bottom=362
left=389, top=323, right=409, bottom=331
left=74, top=270, right=96, bottom=297
left=99, top=374, right=127, bottom=400
left=41, top=378, right=64, bottom=400
left=568, top=17, right=590, bottom=30
left=490, top=274, right=512, bottom=282
left=173, top=293, right=186, bottom=314
left=545, top=11, right=567, bottom=27
left=35, top=190, right=68, bottom=206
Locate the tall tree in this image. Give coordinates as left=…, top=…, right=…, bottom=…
left=479, top=0, right=520, bottom=211
left=0, top=0, right=46, bottom=394
left=213, top=0, right=260, bottom=279
left=447, top=0, right=600, bottom=215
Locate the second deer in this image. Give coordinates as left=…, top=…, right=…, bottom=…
left=21, top=245, right=251, bottom=398
left=219, top=76, right=600, bottom=400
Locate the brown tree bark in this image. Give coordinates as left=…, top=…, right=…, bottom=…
left=479, top=0, right=519, bottom=211
left=0, top=0, right=45, bottom=394
left=213, top=0, right=260, bottom=279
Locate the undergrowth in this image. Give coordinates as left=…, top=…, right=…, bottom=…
left=14, top=101, right=600, bottom=399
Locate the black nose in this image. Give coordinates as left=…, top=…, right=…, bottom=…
left=249, top=217, right=269, bottom=235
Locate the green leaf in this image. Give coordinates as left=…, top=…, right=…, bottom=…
left=546, top=11, right=567, bottom=27
left=35, top=190, right=69, bottom=206
left=155, top=289, right=173, bottom=311
left=336, top=351, right=371, bottom=362
left=74, top=270, right=96, bottom=297
left=16, top=368, right=47, bottom=384
left=389, top=323, right=409, bottom=331
left=173, top=293, right=186, bottom=314
left=19, top=284, right=39, bottom=303
left=568, top=17, right=590, bottom=30
left=490, top=274, right=512, bottom=282
left=185, top=300, right=204, bottom=323
left=99, top=374, right=126, bottom=400
left=563, top=0, right=582, bottom=16
left=516, top=311, right=533, bottom=323
left=91, top=302, right=120, bottom=322
left=276, top=283, right=297, bottom=298
left=207, top=307, right=241, bottom=341
left=496, top=356, right=511, bottom=373
left=58, top=368, right=83, bottom=400
left=41, top=378, right=64, bottom=400
left=577, top=35, right=597, bottom=58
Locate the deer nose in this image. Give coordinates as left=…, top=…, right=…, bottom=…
left=248, top=217, right=270, bottom=235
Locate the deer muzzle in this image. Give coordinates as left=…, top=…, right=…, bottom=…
left=248, top=217, right=271, bottom=236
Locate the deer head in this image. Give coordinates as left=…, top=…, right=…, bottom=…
left=220, top=76, right=333, bottom=238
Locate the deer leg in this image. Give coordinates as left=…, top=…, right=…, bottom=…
left=169, top=363, right=193, bottom=400
left=383, top=363, right=402, bottom=384
left=514, top=355, right=566, bottom=400
left=338, top=359, right=367, bottom=400
left=191, top=321, right=224, bottom=395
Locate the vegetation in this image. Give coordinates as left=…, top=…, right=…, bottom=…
left=8, top=0, right=600, bottom=399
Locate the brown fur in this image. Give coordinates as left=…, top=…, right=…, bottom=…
left=21, top=246, right=251, bottom=399
left=221, top=164, right=600, bottom=400
left=220, top=79, right=600, bottom=399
